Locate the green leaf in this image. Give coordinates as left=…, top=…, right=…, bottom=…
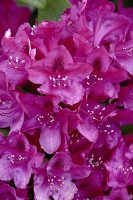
left=121, top=124, right=133, bottom=135
left=18, top=0, right=46, bottom=8
left=0, top=128, right=9, bottom=136
left=38, top=0, right=70, bottom=21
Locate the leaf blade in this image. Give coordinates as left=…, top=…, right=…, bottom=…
left=38, top=0, right=70, bottom=21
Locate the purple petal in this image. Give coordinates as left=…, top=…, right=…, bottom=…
left=40, top=126, right=61, bottom=154
left=77, top=118, right=99, bottom=143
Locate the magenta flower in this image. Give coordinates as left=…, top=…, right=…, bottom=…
left=72, top=139, right=115, bottom=199
left=79, top=98, right=116, bottom=125
left=28, top=45, right=91, bottom=105
left=83, top=47, right=120, bottom=100
left=0, top=132, right=43, bottom=188
left=105, top=141, right=133, bottom=188
left=34, top=152, right=90, bottom=200
left=21, top=93, right=83, bottom=155
left=20, top=93, right=68, bottom=154
left=0, top=24, right=36, bottom=86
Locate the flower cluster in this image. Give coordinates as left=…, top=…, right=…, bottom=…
left=0, top=0, right=133, bottom=199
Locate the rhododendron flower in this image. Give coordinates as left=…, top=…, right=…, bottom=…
left=83, top=48, right=120, bottom=99
left=0, top=132, right=43, bottom=188
left=0, top=24, right=36, bottom=86
left=21, top=93, right=72, bottom=154
left=105, top=141, right=133, bottom=187
left=34, top=152, right=90, bottom=200
left=28, top=45, right=91, bottom=105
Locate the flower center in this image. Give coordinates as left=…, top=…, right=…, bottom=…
left=48, top=174, right=65, bottom=193
left=37, top=113, right=55, bottom=127
left=7, top=154, right=26, bottom=164
left=86, top=73, right=103, bottom=86
left=86, top=103, right=106, bottom=121
left=69, top=130, right=84, bottom=146
left=86, top=154, right=103, bottom=168
left=52, top=56, right=64, bottom=73
left=100, top=123, right=117, bottom=135
left=49, top=75, right=68, bottom=88
left=8, top=55, right=25, bottom=70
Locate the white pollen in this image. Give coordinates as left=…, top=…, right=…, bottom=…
left=5, top=29, right=11, bottom=38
